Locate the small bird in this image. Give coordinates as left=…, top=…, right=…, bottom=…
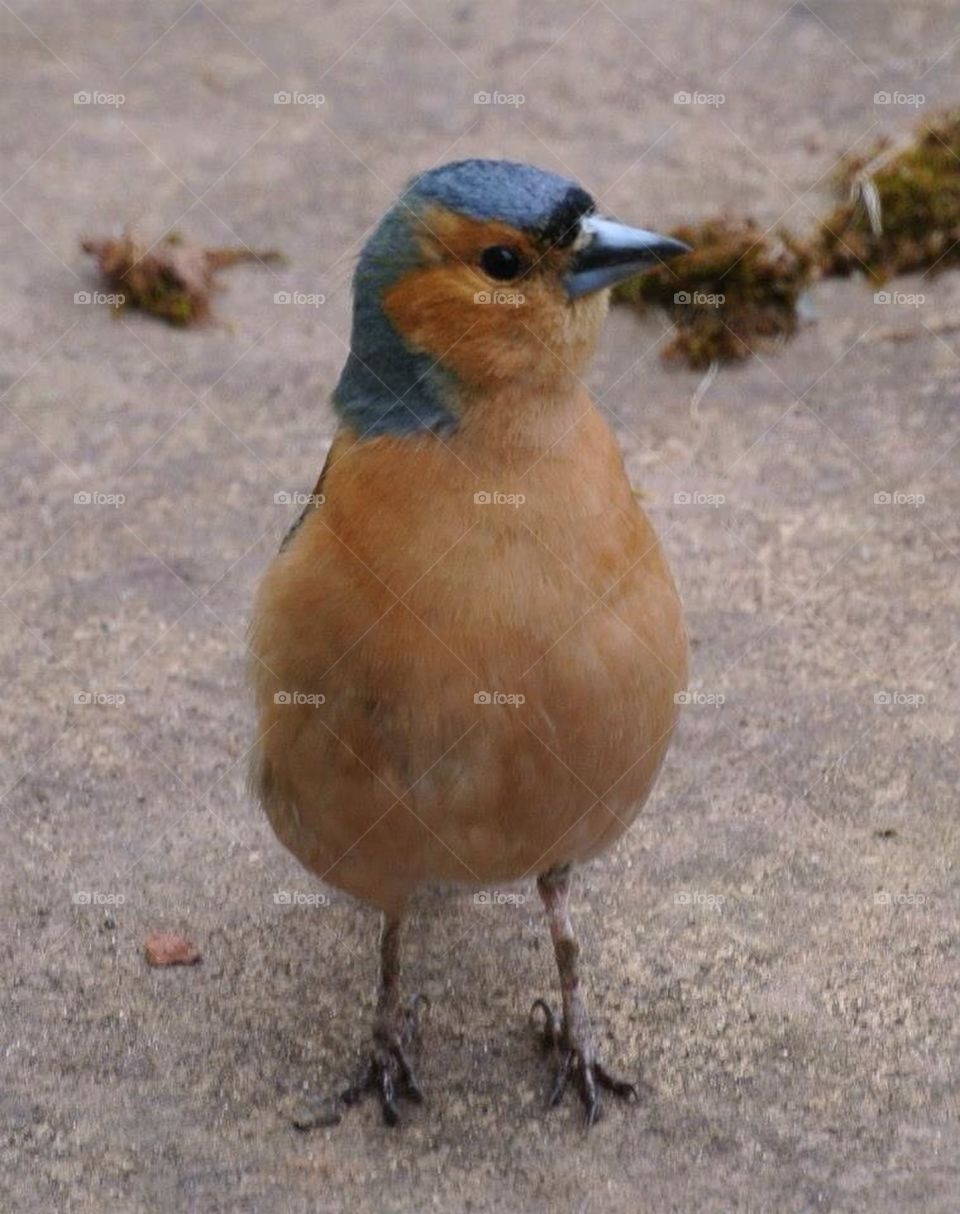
left=250, top=159, right=689, bottom=1126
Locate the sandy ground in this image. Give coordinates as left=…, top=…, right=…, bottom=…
left=2, top=1, right=959, bottom=1210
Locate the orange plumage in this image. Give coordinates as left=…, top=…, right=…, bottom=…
left=252, top=391, right=686, bottom=912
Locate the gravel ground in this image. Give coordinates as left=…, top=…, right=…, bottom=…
left=1, top=1, right=958, bottom=1210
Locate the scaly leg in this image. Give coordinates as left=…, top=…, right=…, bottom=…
left=532, top=865, right=639, bottom=1125
left=342, top=914, right=425, bottom=1125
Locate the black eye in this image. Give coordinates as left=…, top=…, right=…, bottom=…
left=480, top=246, right=523, bottom=280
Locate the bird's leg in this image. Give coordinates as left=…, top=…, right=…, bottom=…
left=531, top=864, right=639, bottom=1125
left=342, top=914, right=425, bottom=1126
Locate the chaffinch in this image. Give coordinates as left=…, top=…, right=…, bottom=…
left=250, top=159, right=688, bottom=1125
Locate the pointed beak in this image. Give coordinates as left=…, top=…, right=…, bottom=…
left=565, top=215, right=690, bottom=298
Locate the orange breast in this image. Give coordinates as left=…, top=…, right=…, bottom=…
left=250, top=390, right=686, bottom=913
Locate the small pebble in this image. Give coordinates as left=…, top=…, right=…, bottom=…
left=144, top=931, right=201, bottom=967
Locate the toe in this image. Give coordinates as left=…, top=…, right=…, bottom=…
left=392, top=1043, right=424, bottom=1103
left=341, top=1038, right=425, bottom=1127
left=547, top=1049, right=574, bottom=1105
left=403, top=993, right=430, bottom=1042
left=530, top=996, right=639, bottom=1125
left=578, top=1057, right=601, bottom=1126
left=376, top=1061, right=400, bottom=1125
left=594, top=1061, right=639, bottom=1102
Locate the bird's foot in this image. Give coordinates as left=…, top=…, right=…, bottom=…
left=342, top=993, right=427, bottom=1126
left=530, top=998, right=639, bottom=1126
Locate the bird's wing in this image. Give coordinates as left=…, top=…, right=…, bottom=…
left=279, top=446, right=333, bottom=552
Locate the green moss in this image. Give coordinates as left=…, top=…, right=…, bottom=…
left=613, top=217, right=815, bottom=368
left=817, top=109, right=960, bottom=281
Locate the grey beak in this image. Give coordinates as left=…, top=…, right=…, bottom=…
left=565, top=215, right=690, bottom=298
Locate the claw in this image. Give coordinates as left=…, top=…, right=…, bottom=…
left=340, top=994, right=426, bottom=1126
left=530, top=998, right=639, bottom=1125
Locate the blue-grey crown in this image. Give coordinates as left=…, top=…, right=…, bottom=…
left=406, top=159, right=594, bottom=238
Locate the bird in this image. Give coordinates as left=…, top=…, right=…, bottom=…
left=250, top=158, right=689, bottom=1126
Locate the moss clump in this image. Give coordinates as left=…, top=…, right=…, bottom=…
left=81, top=230, right=283, bottom=326
left=817, top=109, right=960, bottom=281
left=613, top=217, right=815, bottom=368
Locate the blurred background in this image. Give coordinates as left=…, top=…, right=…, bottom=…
left=2, top=2, right=958, bottom=1211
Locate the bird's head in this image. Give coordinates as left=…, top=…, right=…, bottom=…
left=333, top=159, right=688, bottom=436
